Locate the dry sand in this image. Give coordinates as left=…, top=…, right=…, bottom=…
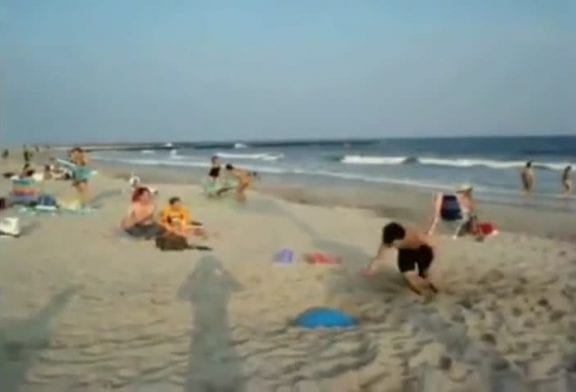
left=1, top=160, right=576, bottom=391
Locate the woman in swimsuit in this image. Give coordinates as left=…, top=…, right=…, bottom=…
left=122, top=187, right=165, bottom=239
left=562, top=166, right=572, bottom=197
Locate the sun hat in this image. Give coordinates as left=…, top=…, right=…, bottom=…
left=456, top=184, right=473, bottom=193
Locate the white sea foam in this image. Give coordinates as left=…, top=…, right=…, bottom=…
left=340, top=155, right=408, bottom=165
left=340, top=155, right=573, bottom=171
left=216, top=152, right=283, bottom=161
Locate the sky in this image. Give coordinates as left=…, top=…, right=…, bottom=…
left=0, top=0, right=574, bottom=144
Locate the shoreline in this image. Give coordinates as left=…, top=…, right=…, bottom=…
left=3, top=153, right=574, bottom=241
left=93, top=160, right=576, bottom=242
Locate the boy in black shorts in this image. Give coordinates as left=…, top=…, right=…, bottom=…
left=364, top=222, right=438, bottom=296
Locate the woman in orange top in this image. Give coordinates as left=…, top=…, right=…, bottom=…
left=160, top=197, right=208, bottom=239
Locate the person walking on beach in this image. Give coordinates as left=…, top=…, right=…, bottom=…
left=1, top=149, right=9, bottom=161
left=562, top=166, right=573, bottom=196
left=70, top=147, right=91, bottom=207
left=364, top=222, right=438, bottom=296
left=222, top=164, right=257, bottom=202
left=521, top=161, right=535, bottom=195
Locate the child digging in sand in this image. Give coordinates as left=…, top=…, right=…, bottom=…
left=364, top=222, right=438, bottom=296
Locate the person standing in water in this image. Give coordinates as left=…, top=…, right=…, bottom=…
left=562, top=166, right=573, bottom=197
left=521, top=161, right=535, bottom=195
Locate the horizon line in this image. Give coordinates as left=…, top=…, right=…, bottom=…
left=4, top=132, right=574, bottom=147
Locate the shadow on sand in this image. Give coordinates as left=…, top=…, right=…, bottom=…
left=178, top=256, right=245, bottom=392
left=0, top=287, right=78, bottom=391
left=90, top=188, right=122, bottom=206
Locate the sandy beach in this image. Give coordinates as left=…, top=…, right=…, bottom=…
left=1, top=157, right=576, bottom=391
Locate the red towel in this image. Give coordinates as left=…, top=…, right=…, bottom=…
left=305, top=252, right=342, bottom=265
left=478, top=222, right=497, bottom=236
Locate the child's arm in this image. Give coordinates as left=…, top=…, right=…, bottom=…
left=363, top=243, right=389, bottom=276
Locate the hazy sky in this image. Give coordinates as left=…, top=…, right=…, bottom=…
left=1, top=0, right=574, bottom=144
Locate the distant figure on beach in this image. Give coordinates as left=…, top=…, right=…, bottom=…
left=161, top=197, right=208, bottom=239
left=70, top=147, right=91, bottom=207
left=1, top=149, right=8, bottom=160
left=428, top=184, right=484, bottom=240
left=364, top=222, right=437, bottom=296
left=23, top=146, right=32, bottom=164
left=43, top=164, right=53, bottom=180
left=563, top=166, right=573, bottom=196
left=222, top=164, right=257, bottom=202
left=521, top=161, right=535, bottom=195
left=121, top=187, right=165, bottom=239
left=208, top=156, right=222, bottom=183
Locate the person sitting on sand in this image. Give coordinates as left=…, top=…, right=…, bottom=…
left=562, top=165, right=572, bottom=197
left=221, top=164, right=257, bottom=202
left=160, top=197, right=208, bottom=239
left=364, top=222, right=437, bottom=296
left=428, top=184, right=484, bottom=240
left=121, top=187, right=165, bottom=239
left=521, top=161, right=535, bottom=195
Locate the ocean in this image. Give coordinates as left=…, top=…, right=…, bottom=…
left=91, top=135, right=575, bottom=208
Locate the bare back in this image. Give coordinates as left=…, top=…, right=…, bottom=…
left=395, top=225, right=434, bottom=250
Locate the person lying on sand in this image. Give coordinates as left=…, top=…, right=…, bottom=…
left=121, top=187, right=165, bottom=239
left=364, top=222, right=437, bottom=296
left=220, top=164, right=258, bottom=202
left=428, top=184, right=485, bottom=240
left=160, top=197, right=208, bottom=240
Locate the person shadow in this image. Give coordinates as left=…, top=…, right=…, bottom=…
left=178, top=256, right=245, bottom=392
left=0, top=287, right=78, bottom=391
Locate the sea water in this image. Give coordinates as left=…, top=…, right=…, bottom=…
left=92, top=135, right=576, bottom=210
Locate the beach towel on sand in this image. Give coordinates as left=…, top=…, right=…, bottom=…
left=305, top=252, right=342, bottom=265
